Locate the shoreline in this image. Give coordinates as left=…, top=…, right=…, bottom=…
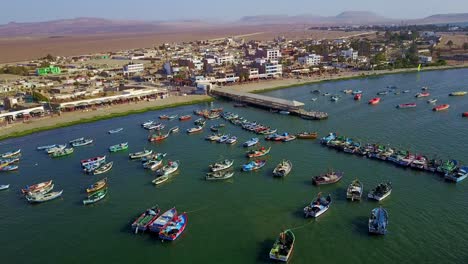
left=0, top=96, right=213, bottom=141
left=1, top=64, right=467, bottom=142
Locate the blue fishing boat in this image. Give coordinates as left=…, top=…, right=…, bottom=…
left=445, top=166, right=468, bottom=183
left=368, top=207, right=388, bottom=235
left=0, top=164, right=19, bottom=171
left=320, top=133, right=336, bottom=144
left=149, top=207, right=177, bottom=232
left=158, top=213, right=187, bottom=241
left=243, top=138, right=259, bottom=147
left=108, top=128, right=123, bottom=134
left=241, top=160, right=266, bottom=172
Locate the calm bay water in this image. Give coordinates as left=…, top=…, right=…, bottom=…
left=1, top=68, right=468, bottom=264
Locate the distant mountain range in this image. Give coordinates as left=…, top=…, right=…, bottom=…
left=0, top=12, right=467, bottom=37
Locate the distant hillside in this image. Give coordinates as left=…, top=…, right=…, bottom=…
left=410, top=13, right=468, bottom=24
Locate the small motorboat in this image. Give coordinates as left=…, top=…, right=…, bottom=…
left=354, top=93, right=362, bottom=100
left=0, top=149, right=21, bottom=159
left=225, top=136, right=237, bottom=144
left=148, top=132, right=169, bottom=142
left=449, top=91, right=467, bottom=96
left=342, top=89, right=353, bottom=94
left=86, top=178, right=108, bottom=193
left=0, top=165, right=19, bottom=171
left=46, top=145, right=66, bottom=154
left=243, top=138, right=259, bottom=147
left=131, top=206, right=161, bottom=233
left=346, top=179, right=363, bottom=201
left=217, top=135, right=230, bottom=143
left=109, top=142, right=128, bottom=152
left=83, top=188, right=108, bottom=205
left=273, top=160, right=292, bottom=177
left=241, top=160, right=266, bottom=172
left=368, top=97, right=381, bottom=105
left=246, top=147, right=271, bottom=158
left=368, top=207, right=388, bottom=235
left=269, top=229, right=295, bottom=262
left=368, top=182, right=392, bottom=201
left=159, top=115, right=169, bottom=120
left=279, top=110, right=290, bottom=115
left=129, top=149, right=153, bottom=159
left=205, top=133, right=222, bottom=142
left=209, top=159, right=234, bottom=172
left=304, top=193, right=332, bottom=218
left=433, top=104, right=450, bottom=111
left=21, top=180, right=53, bottom=194
left=71, top=138, right=93, bottom=147
left=311, top=97, right=318, bottom=102
left=152, top=175, right=169, bottom=185
left=179, top=115, right=191, bottom=121
left=296, top=132, right=318, bottom=139
left=415, top=92, right=430, bottom=98
left=81, top=156, right=106, bottom=167
left=156, top=160, right=179, bottom=176
left=108, top=128, right=123, bottom=134
left=330, top=95, right=340, bottom=102
left=158, top=213, right=188, bottom=241
left=93, top=161, right=113, bottom=175
left=312, top=169, right=343, bottom=185
left=282, top=135, right=296, bottom=142
left=169, top=126, right=179, bottom=133
left=186, top=126, right=203, bottom=134
left=69, top=137, right=84, bottom=144
left=206, top=170, right=235, bottom=181
left=0, top=184, right=10, bottom=191
left=397, top=103, right=416, bottom=109
left=427, top=99, right=437, bottom=104
left=26, top=190, right=63, bottom=203
left=149, top=207, right=177, bottom=232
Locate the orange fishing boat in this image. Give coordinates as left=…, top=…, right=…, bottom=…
left=433, top=104, right=450, bottom=111
left=368, top=97, right=380, bottom=105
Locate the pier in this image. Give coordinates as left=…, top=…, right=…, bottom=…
left=210, top=88, right=328, bottom=120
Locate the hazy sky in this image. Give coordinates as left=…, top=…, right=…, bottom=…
left=1, top=0, right=467, bottom=24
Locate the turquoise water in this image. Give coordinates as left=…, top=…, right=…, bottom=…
left=1, top=68, right=468, bottom=264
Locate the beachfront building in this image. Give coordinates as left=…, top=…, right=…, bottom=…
left=123, top=63, right=144, bottom=75
left=419, top=55, right=433, bottom=64
left=255, top=48, right=282, bottom=61
left=263, top=62, right=283, bottom=78
left=341, top=48, right=358, bottom=60
left=298, top=54, right=322, bottom=66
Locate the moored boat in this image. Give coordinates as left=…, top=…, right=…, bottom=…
left=243, top=138, right=259, bottom=147
left=273, top=160, right=292, bottom=177
left=109, top=142, right=128, bottom=152
left=37, top=144, right=58, bottom=150
left=0, top=149, right=21, bottom=158
left=427, top=98, right=437, bottom=104
left=346, top=179, right=363, bottom=201
left=148, top=132, right=169, bottom=142
left=71, top=138, right=93, bottom=147
left=149, top=207, right=177, bottom=232
left=463, top=112, right=468, bottom=117
left=433, top=104, right=450, bottom=111
left=158, top=213, right=188, bottom=241
left=152, top=175, right=169, bottom=185
left=225, top=136, right=237, bottom=144
left=179, top=115, right=191, bottom=121
left=129, top=149, right=153, bottom=159
left=83, top=188, right=108, bottom=205
left=81, top=156, right=106, bottom=167
left=368, top=207, right=388, bottom=235
left=21, top=180, right=53, bottom=194
left=312, top=169, right=343, bottom=185
left=0, top=184, right=9, bottom=190
left=415, top=92, right=430, bottom=98
left=368, top=97, right=380, bottom=105
left=246, top=146, right=271, bottom=158
left=108, top=128, right=123, bottom=134
left=269, top=229, right=295, bottom=262
left=354, top=93, right=362, bottom=100
left=131, top=206, right=161, bottom=233
left=0, top=164, right=19, bottom=171
left=449, top=91, right=467, bottom=96
left=368, top=182, right=392, bottom=201
left=93, top=161, right=113, bottom=175
left=304, top=193, right=332, bottom=218
left=206, top=170, right=235, bottom=181
left=186, top=126, right=203, bottom=134
left=241, top=160, right=266, bottom=172
left=156, top=160, right=179, bottom=176
left=296, top=132, right=318, bottom=139
left=69, top=137, right=84, bottom=144
left=437, top=159, right=458, bottom=174
left=445, top=166, right=468, bottom=183
left=26, top=190, right=63, bottom=203
left=209, top=159, right=234, bottom=172
left=46, top=145, right=66, bottom=154
left=50, top=147, right=74, bottom=158
left=397, top=103, right=416, bottom=109
left=86, top=178, right=108, bottom=193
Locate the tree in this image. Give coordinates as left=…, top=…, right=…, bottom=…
left=446, top=40, right=454, bottom=50
left=32, top=91, right=49, bottom=102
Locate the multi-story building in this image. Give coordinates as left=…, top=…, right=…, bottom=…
left=263, top=62, right=283, bottom=77
left=123, top=63, right=144, bottom=75
left=419, top=55, right=433, bottom=64
left=298, top=54, right=322, bottom=66
left=341, top=48, right=358, bottom=60
left=213, top=54, right=234, bottom=65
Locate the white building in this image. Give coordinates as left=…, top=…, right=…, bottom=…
left=214, top=54, right=234, bottom=65
left=123, top=63, right=144, bottom=75
left=264, top=62, right=283, bottom=77
left=419, top=55, right=433, bottom=64
left=266, top=49, right=281, bottom=61
left=298, top=54, right=322, bottom=66
left=341, top=48, right=358, bottom=60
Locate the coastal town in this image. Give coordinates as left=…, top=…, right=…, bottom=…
left=0, top=23, right=467, bottom=138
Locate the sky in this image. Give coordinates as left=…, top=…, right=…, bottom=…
left=0, top=0, right=467, bottom=24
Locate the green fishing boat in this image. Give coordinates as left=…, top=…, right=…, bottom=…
left=83, top=188, right=108, bottom=205
left=109, top=142, right=128, bottom=152
left=51, top=147, right=74, bottom=158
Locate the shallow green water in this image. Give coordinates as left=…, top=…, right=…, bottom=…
left=1, top=69, right=468, bottom=264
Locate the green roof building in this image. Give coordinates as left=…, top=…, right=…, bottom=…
left=36, top=66, right=61, bottom=76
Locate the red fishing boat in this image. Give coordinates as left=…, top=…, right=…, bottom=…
left=148, top=133, right=169, bottom=142
left=433, top=104, right=450, bottom=111
left=397, top=103, right=417, bottom=109
left=463, top=112, right=468, bottom=117
left=354, top=94, right=362, bottom=100
left=179, top=115, right=191, bottom=121
left=415, top=92, right=430, bottom=98
left=368, top=97, right=380, bottom=105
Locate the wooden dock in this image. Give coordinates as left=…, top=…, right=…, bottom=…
left=211, top=88, right=328, bottom=120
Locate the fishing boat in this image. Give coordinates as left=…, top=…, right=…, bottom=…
left=312, top=169, right=343, bottom=185
left=21, top=180, right=53, bottom=194
left=415, top=92, right=430, bottom=98
left=156, top=160, right=179, bottom=176
left=346, top=179, right=363, bottom=201
left=279, top=110, right=290, bottom=115
left=397, top=103, right=417, bottom=109
left=186, top=126, right=203, bottom=134
left=354, top=93, right=362, bottom=100
left=368, top=97, right=380, bottom=105
left=159, top=115, right=169, bottom=120
left=304, top=193, right=332, bottom=218
left=259, top=128, right=277, bottom=135
left=463, top=112, right=468, bottom=117
left=93, top=161, right=113, bottom=175
left=437, top=159, right=458, bottom=174
left=206, top=170, right=235, bottom=180
left=210, top=124, right=225, bottom=132
left=86, top=178, right=108, bottom=193
left=0, top=157, right=20, bottom=164
left=194, top=118, right=206, bottom=126
left=322, top=92, right=331, bottom=96
left=246, top=146, right=271, bottom=158
left=0, top=149, right=21, bottom=158
left=0, top=184, right=9, bottom=190
left=129, top=149, right=152, bottom=159
left=273, top=160, right=292, bottom=177
left=449, top=91, right=467, bottom=96
left=50, top=147, right=74, bottom=158
left=108, top=128, right=123, bottom=134
left=132, top=206, right=161, bottom=233
left=243, top=138, right=259, bottom=147
left=368, top=182, right=392, bottom=201
left=209, top=159, right=234, bottom=172
left=377, top=91, right=388, bottom=95
left=282, top=134, right=296, bottom=142
left=109, top=142, right=128, bottom=152
left=83, top=188, right=108, bottom=205
left=241, top=160, right=266, bottom=172
left=433, top=104, right=450, bottom=111
left=343, top=89, right=353, bottom=94
left=330, top=95, right=340, bottom=102
left=81, top=156, right=106, bottom=167
left=148, top=132, right=169, bottom=142
left=445, top=166, right=468, bottom=183
left=141, top=120, right=155, bottom=127
left=0, top=165, right=18, bottom=171
left=427, top=99, right=437, bottom=104
left=152, top=175, right=169, bottom=185
left=37, top=144, right=58, bottom=150
left=296, top=132, right=318, bottom=139
left=46, top=145, right=66, bottom=154
left=352, top=90, right=363, bottom=95
left=159, top=213, right=188, bottom=241
left=169, top=126, right=179, bottom=133
left=217, top=135, right=230, bottom=143
left=179, top=115, right=191, bottom=121
left=312, top=89, right=321, bottom=94
left=69, top=137, right=84, bottom=144
left=26, top=190, right=63, bottom=203
left=320, top=132, right=336, bottom=144
left=145, top=123, right=165, bottom=131
left=269, top=229, right=295, bottom=262
left=205, top=133, right=222, bottom=142
left=368, top=207, right=388, bottom=235
left=148, top=207, right=177, bottom=232
left=143, top=159, right=163, bottom=171
left=71, top=138, right=93, bottom=147
left=402, top=90, right=410, bottom=93
left=225, top=136, right=237, bottom=144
